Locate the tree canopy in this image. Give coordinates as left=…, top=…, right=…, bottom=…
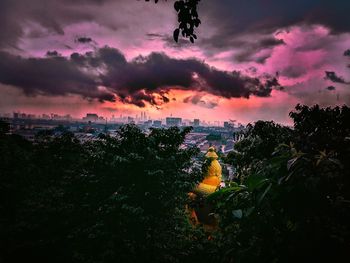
left=1, top=104, right=350, bottom=262
left=0, top=125, right=204, bottom=262
left=213, top=104, right=350, bottom=262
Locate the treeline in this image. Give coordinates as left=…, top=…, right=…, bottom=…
left=1, top=104, right=349, bottom=263
left=0, top=125, right=203, bottom=263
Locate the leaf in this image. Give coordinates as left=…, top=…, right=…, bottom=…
left=232, top=209, right=243, bottom=219
left=207, top=185, right=245, bottom=201
left=244, top=207, right=255, bottom=217
left=329, top=158, right=342, bottom=167
left=245, top=174, right=269, bottom=191
left=257, top=183, right=272, bottom=205
left=174, top=1, right=181, bottom=12
left=173, top=28, right=180, bottom=42
left=190, top=36, right=194, bottom=43
left=287, top=157, right=298, bottom=171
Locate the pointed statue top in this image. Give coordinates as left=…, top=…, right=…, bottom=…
left=205, top=146, right=218, bottom=159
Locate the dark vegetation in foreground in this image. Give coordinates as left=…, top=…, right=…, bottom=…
left=1, top=104, right=349, bottom=263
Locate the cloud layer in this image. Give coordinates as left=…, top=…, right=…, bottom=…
left=0, top=47, right=282, bottom=107
left=1, top=0, right=350, bottom=123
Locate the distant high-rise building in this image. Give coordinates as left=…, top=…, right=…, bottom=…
left=83, top=113, right=99, bottom=122
left=138, top=111, right=145, bottom=121
left=144, top=120, right=152, bottom=126
left=42, top=114, right=50, bottom=119
left=153, top=120, right=162, bottom=127
left=224, top=121, right=234, bottom=129
left=193, top=119, right=200, bottom=126
left=166, top=117, right=182, bottom=126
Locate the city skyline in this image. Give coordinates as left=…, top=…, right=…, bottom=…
left=1, top=110, right=241, bottom=127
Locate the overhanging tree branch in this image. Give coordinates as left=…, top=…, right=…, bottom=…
left=144, top=0, right=201, bottom=43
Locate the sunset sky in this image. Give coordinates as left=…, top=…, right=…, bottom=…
left=1, top=0, right=350, bottom=124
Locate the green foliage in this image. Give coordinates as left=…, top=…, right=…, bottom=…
left=0, top=125, right=203, bottom=263
left=226, top=121, right=293, bottom=169
left=2, top=104, right=350, bottom=262
left=209, top=105, right=350, bottom=262
left=290, top=104, right=350, bottom=154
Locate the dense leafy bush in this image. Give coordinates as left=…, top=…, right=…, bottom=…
left=0, top=125, right=203, bottom=263
left=210, top=105, right=350, bottom=262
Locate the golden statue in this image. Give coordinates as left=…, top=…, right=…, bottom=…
left=188, top=147, right=222, bottom=227
left=194, top=146, right=222, bottom=195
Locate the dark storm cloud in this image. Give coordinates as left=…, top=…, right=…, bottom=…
left=0, top=47, right=282, bottom=107
left=324, top=71, right=349, bottom=84
left=231, top=38, right=285, bottom=64
left=46, top=50, right=62, bottom=57
left=281, top=66, right=306, bottom=78
left=70, top=47, right=127, bottom=69
left=76, top=37, right=93, bottom=44
left=146, top=33, right=164, bottom=40
left=2, top=0, right=350, bottom=51
left=258, top=38, right=286, bottom=49
left=326, top=86, right=336, bottom=91
left=294, top=36, right=334, bottom=52
left=0, top=0, right=105, bottom=48
left=183, top=94, right=218, bottom=109
left=196, top=0, right=350, bottom=55
left=0, top=50, right=114, bottom=101
left=201, top=0, right=350, bottom=37
left=145, top=32, right=193, bottom=50
left=104, top=51, right=282, bottom=103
